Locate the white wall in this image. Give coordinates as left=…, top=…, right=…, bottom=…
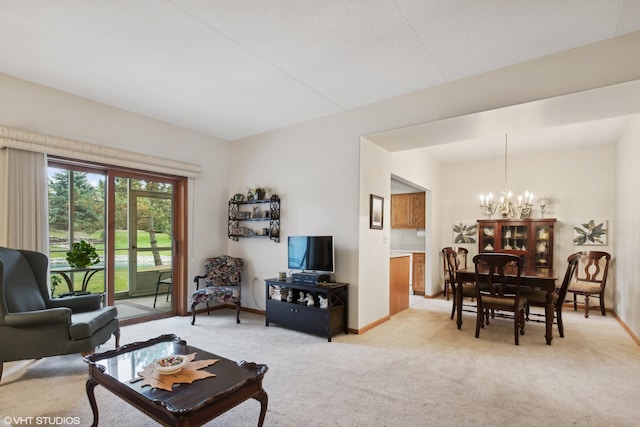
left=226, top=118, right=361, bottom=323
left=0, top=73, right=231, bottom=309
left=615, top=116, right=640, bottom=337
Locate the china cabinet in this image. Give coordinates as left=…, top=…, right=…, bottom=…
left=477, top=218, right=556, bottom=269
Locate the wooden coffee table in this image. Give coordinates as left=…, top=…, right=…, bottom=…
left=84, top=334, right=268, bottom=426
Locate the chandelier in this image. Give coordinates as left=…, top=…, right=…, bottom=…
left=479, top=134, right=534, bottom=219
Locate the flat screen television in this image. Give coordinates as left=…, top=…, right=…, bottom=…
left=287, top=235, right=334, bottom=272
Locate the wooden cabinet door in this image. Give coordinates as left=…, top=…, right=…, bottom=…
left=412, top=253, right=425, bottom=295
left=390, top=256, right=410, bottom=315
left=411, top=192, right=425, bottom=228
left=391, top=192, right=425, bottom=229
left=391, top=194, right=411, bottom=228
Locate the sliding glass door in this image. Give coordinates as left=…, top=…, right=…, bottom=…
left=48, top=159, right=186, bottom=322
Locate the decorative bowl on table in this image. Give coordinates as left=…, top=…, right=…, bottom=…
left=154, top=354, right=189, bottom=374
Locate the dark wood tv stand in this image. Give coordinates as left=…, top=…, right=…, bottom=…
left=264, top=278, right=348, bottom=342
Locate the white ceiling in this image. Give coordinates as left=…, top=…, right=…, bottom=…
left=2, top=0, right=640, bottom=156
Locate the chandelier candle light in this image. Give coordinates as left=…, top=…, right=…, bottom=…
left=479, top=134, right=534, bottom=219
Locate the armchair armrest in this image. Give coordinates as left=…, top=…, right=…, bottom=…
left=4, top=308, right=71, bottom=327
left=49, top=293, right=102, bottom=313
left=193, top=274, right=207, bottom=290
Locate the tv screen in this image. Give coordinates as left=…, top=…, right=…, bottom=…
left=288, top=236, right=334, bottom=272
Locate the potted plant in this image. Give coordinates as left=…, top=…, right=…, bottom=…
left=66, top=240, right=100, bottom=268
left=247, top=186, right=267, bottom=200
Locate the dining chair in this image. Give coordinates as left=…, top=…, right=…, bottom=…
left=496, top=249, right=532, bottom=266
left=567, top=251, right=611, bottom=318
left=442, top=247, right=475, bottom=323
left=153, top=270, right=172, bottom=308
left=442, top=247, right=468, bottom=300
left=522, top=252, right=581, bottom=337
left=473, top=253, right=527, bottom=345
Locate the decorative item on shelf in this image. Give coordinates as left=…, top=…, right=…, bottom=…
left=297, top=291, right=306, bottom=303
left=305, top=293, right=315, bottom=306
left=233, top=193, right=244, bottom=202
left=318, top=295, right=328, bottom=309
left=66, top=240, right=100, bottom=268
left=479, top=134, right=537, bottom=219
left=246, top=186, right=267, bottom=201
left=538, top=197, right=549, bottom=218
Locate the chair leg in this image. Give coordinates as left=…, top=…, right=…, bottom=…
left=514, top=313, right=519, bottom=346
left=573, top=293, right=578, bottom=311
left=113, top=328, right=121, bottom=348
left=235, top=302, right=241, bottom=324
left=584, top=295, right=590, bottom=318
left=153, top=283, right=160, bottom=308
left=525, top=304, right=530, bottom=321
left=556, top=305, right=564, bottom=338
left=600, top=293, right=606, bottom=316
left=1, top=362, right=3, bottom=382
left=475, top=305, right=482, bottom=338
left=191, top=302, right=198, bottom=325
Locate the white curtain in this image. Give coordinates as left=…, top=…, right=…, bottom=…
left=0, top=148, right=49, bottom=252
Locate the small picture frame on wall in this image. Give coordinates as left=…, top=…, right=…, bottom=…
left=573, top=219, right=607, bottom=245
left=370, top=194, right=384, bottom=230
left=452, top=222, right=477, bottom=243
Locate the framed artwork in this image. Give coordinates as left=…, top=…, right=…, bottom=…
left=573, top=219, right=607, bottom=245
left=369, top=194, right=384, bottom=230
left=453, top=222, right=477, bottom=243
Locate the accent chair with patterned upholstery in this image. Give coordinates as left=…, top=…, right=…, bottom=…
left=191, top=255, right=243, bottom=325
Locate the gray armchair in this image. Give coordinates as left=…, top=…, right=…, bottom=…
left=0, top=247, right=120, bottom=382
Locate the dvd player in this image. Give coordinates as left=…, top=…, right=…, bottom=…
left=291, top=272, right=331, bottom=285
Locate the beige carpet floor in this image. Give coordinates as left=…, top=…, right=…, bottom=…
left=1, top=297, right=639, bottom=426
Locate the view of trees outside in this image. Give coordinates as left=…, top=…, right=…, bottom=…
left=48, top=167, right=173, bottom=297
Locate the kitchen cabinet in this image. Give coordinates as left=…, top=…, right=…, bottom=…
left=391, top=192, right=425, bottom=229
left=412, top=253, right=425, bottom=295
left=390, top=256, right=410, bottom=315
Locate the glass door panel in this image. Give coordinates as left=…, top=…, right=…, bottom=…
left=114, top=177, right=174, bottom=320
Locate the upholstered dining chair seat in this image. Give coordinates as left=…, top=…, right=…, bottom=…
left=521, top=289, right=558, bottom=304
left=480, top=294, right=527, bottom=311
left=567, top=281, right=602, bottom=294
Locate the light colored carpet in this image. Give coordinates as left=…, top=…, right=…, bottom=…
left=1, top=297, right=639, bottom=426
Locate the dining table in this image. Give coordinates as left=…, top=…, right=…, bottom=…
left=454, top=265, right=558, bottom=345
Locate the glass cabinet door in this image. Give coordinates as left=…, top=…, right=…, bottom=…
left=502, top=225, right=528, bottom=251
left=534, top=224, right=552, bottom=268
left=479, top=224, right=496, bottom=251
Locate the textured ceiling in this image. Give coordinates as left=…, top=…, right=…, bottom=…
left=1, top=0, right=640, bottom=149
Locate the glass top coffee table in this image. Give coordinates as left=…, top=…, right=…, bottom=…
left=84, top=334, right=268, bottom=426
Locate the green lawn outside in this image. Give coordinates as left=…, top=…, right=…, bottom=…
left=49, top=229, right=172, bottom=297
